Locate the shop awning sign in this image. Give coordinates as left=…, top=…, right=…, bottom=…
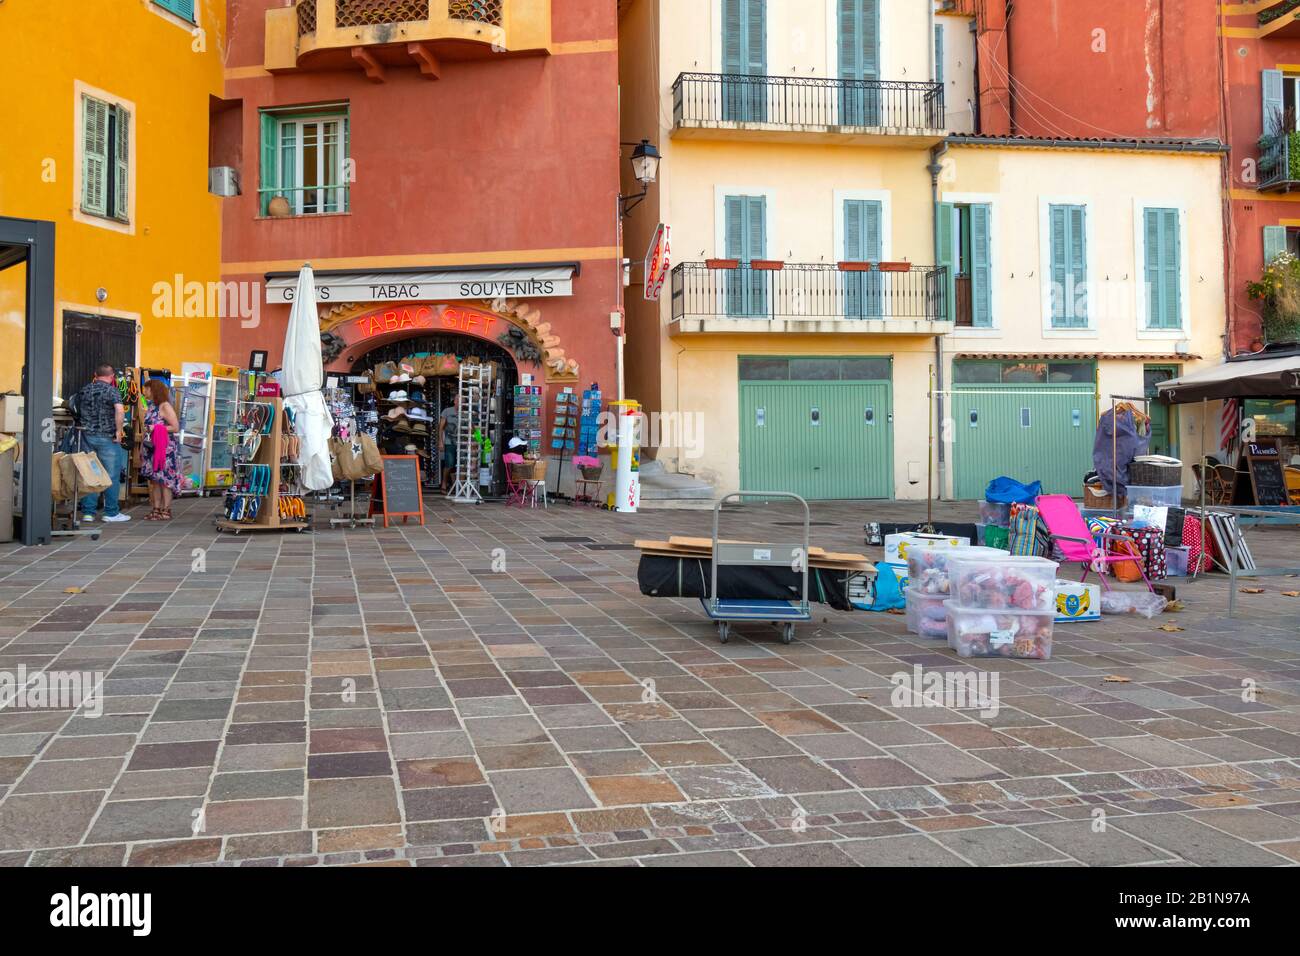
left=265, top=266, right=576, bottom=304
left=644, top=224, right=671, bottom=302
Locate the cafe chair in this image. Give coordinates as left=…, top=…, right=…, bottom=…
left=1285, top=466, right=1300, bottom=506
left=504, top=454, right=545, bottom=509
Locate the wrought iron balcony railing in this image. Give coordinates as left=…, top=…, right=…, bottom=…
left=670, top=262, right=949, bottom=325
left=672, top=73, right=945, bottom=131
left=1259, top=131, right=1300, bottom=191
left=297, top=0, right=502, bottom=38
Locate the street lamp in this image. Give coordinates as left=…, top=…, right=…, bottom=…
left=619, top=139, right=660, bottom=217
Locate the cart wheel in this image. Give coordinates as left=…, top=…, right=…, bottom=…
left=91, top=533, right=101, bottom=542
left=717, top=622, right=731, bottom=644
left=781, top=623, right=795, bottom=645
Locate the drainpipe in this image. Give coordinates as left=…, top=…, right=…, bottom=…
left=928, top=140, right=949, bottom=501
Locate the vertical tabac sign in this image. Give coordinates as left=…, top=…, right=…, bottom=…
left=644, top=224, right=672, bottom=302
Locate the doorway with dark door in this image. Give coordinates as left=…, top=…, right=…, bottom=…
left=1144, top=364, right=1180, bottom=458
left=61, top=311, right=136, bottom=399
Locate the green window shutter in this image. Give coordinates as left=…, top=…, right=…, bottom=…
left=1263, top=225, right=1287, bottom=264
left=935, top=23, right=944, bottom=86
left=970, top=203, right=993, bottom=327
left=1263, top=68, right=1285, bottom=136
left=1144, top=207, right=1181, bottom=330
left=745, top=0, right=766, bottom=76
left=81, top=95, right=109, bottom=217
left=838, top=0, right=878, bottom=80
left=725, top=195, right=745, bottom=260
left=861, top=0, right=879, bottom=80
left=746, top=195, right=766, bottom=261
left=723, top=0, right=744, bottom=74
left=1049, top=204, right=1087, bottom=328
left=259, top=112, right=279, bottom=215
left=113, top=106, right=130, bottom=222
left=845, top=199, right=882, bottom=319
left=154, top=0, right=195, bottom=22
left=343, top=115, right=351, bottom=213
left=838, top=0, right=857, bottom=81
left=936, top=201, right=957, bottom=322
left=1068, top=205, right=1087, bottom=325
left=844, top=200, right=863, bottom=260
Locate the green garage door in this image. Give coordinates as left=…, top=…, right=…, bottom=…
left=739, top=356, right=893, bottom=500
left=951, top=360, right=1096, bottom=500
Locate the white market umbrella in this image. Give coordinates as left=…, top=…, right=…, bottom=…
left=281, top=263, right=335, bottom=491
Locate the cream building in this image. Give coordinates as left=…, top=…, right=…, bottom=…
left=618, top=0, right=1227, bottom=501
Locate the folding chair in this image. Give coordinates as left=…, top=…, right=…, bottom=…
left=1035, top=494, right=1154, bottom=593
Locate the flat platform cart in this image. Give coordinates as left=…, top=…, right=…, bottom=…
left=701, top=492, right=812, bottom=645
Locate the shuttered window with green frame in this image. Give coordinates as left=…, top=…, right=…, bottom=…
left=1048, top=204, right=1087, bottom=328
left=1143, top=207, right=1181, bottom=330
left=722, top=0, right=766, bottom=122
left=838, top=0, right=881, bottom=125
left=724, top=194, right=767, bottom=317
left=969, top=203, right=993, bottom=327
left=81, top=94, right=129, bottom=223
left=259, top=107, right=351, bottom=216
left=843, top=199, right=883, bottom=318
left=153, top=0, right=195, bottom=21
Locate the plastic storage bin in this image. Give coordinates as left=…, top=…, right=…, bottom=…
left=908, top=545, right=1009, bottom=599
left=945, top=600, right=1054, bottom=659
left=1126, top=484, right=1183, bottom=507
left=978, top=500, right=1012, bottom=527
left=905, top=590, right=949, bottom=638
left=947, top=554, right=1058, bottom=612
left=1165, top=545, right=1190, bottom=577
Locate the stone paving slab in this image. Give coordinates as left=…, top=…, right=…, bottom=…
left=0, top=496, right=1297, bottom=866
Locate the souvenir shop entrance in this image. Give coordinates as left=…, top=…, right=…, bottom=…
left=349, top=333, right=519, bottom=494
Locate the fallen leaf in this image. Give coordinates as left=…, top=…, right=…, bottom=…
left=1282, top=591, right=1300, bottom=598
left=63, top=587, right=82, bottom=594
left=886, top=608, right=905, bottom=615
left=1103, top=675, right=1131, bottom=683
left=1163, top=600, right=1185, bottom=612
left=1157, top=624, right=1185, bottom=632
left=1239, top=587, right=1265, bottom=594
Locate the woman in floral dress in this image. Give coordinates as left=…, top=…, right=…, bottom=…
left=140, top=378, right=181, bottom=520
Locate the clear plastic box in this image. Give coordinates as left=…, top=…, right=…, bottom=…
left=907, top=545, right=1008, bottom=599
left=904, top=589, right=949, bottom=638
left=947, top=554, right=1059, bottom=612
left=944, top=600, right=1054, bottom=659
left=978, top=500, right=1012, bottom=527
left=1127, top=484, right=1183, bottom=507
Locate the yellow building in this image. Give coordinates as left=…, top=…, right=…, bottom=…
left=619, top=0, right=1227, bottom=501
left=0, top=0, right=225, bottom=399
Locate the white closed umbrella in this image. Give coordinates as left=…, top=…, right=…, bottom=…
left=281, top=263, right=335, bottom=491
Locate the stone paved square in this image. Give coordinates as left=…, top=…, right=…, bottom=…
left=0, top=497, right=1297, bottom=867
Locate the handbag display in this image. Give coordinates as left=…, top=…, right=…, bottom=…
left=359, top=433, right=383, bottom=476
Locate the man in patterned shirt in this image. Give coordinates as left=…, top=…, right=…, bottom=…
left=75, top=364, right=130, bottom=523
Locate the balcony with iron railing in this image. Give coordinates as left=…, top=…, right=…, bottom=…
left=1259, top=130, right=1300, bottom=192
left=669, top=262, right=950, bottom=335
left=671, top=73, right=946, bottom=146
left=266, top=0, right=551, bottom=76
left=1258, top=0, right=1300, bottom=38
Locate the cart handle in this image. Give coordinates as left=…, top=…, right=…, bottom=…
left=710, top=492, right=811, bottom=613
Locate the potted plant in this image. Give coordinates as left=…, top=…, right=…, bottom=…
left=1246, top=250, right=1300, bottom=344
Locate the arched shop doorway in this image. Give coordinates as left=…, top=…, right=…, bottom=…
left=350, top=332, right=519, bottom=492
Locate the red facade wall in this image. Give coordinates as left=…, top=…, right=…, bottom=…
left=220, top=0, right=621, bottom=391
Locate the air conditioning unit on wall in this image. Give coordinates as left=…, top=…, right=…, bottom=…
left=208, top=166, right=240, bottom=197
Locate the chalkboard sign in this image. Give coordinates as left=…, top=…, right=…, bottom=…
left=369, top=455, right=425, bottom=527
left=1245, top=442, right=1287, bottom=506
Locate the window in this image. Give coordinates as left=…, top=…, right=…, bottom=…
left=843, top=198, right=883, bottom=318
left=1143, top=206, right=1182, bottom=330
left=1243, top=398, right=1296, bottom=437
left=721, top=0, right=766, bottom=122
left=938, top=202, right=992, bottom=327
left=738, top=356, right=890, bottom=381
left=80, top=95, right=130, bottom=223
left=934, top=23, right=944, bottom=86
left=1262, top=224, right=1300, bottom=264
left=259, top=108, right=350, bottom=216
left=1048, top=204, right=1088, bottom=328
left=724, top=194, right=767, bottom=317
left=153, top=0, right=195, bottom=22
left=838, top=0, right=881, bottom=125
left=953, top=360, right=1094, bottom=385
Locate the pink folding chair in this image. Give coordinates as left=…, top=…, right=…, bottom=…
left=1035, top=494, right=1154, bottom=593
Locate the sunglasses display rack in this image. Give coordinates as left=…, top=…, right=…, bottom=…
left=215, top=395, right=309, bottom=535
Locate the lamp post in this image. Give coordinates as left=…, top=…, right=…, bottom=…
left=618, top=139, right=660, bottom=218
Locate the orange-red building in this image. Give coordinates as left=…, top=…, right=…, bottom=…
left=950, top=0, right=1300, bottom=357
left=217, top=0, right=621, bottom=396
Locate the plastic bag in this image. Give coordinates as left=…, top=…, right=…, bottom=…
left=984, top=476, right=1043, bottom=504
left=867, top=561, right=905, bottom=612
left=1100, top=591, right=1167, bottom=619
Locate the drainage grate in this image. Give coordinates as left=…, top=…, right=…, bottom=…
left=541, top=536, right=597, bottom=543
left=584, top=543, right=639, bottom=551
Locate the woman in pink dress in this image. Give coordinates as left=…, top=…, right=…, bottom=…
left=140, top=378, right=181, bottom=520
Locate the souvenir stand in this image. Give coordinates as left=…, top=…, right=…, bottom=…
left=324, top=381, right=374, bottom=528
left=216, top=395, right=308, bottom=534
left=449, top=361, right=492, bottom=503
